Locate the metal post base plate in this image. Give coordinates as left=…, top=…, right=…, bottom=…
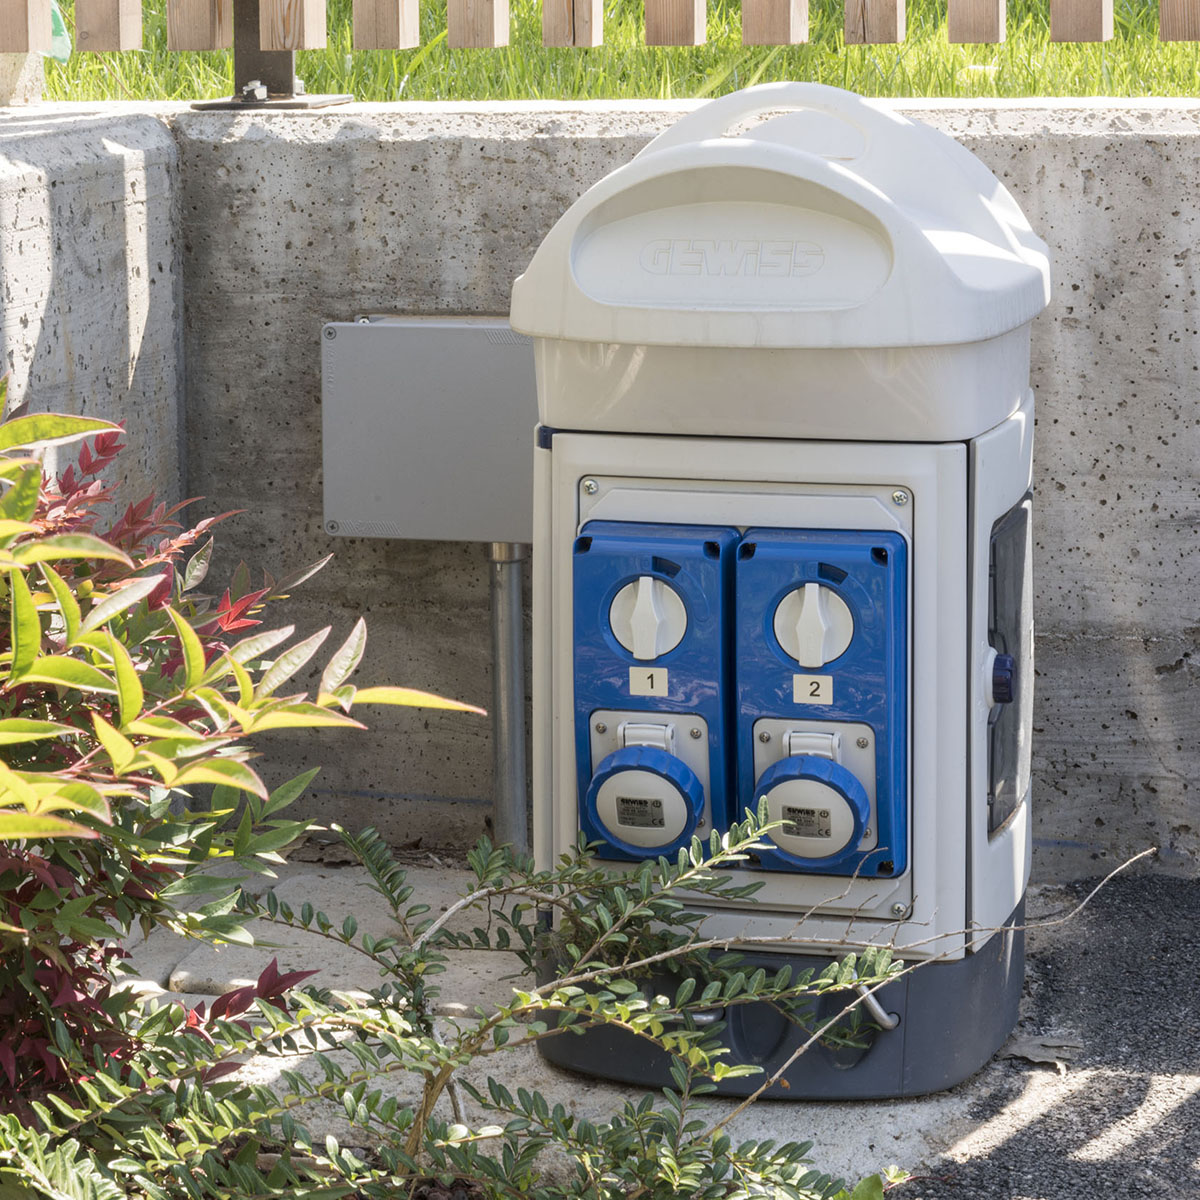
left=191, top=93, right=354, bottom=111
left=537, top=901, right=1025, bottom=1100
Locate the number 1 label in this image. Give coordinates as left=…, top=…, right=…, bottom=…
left=793, top=674, right=833, bottom=705
left=630, top=667, right=669, bottom=697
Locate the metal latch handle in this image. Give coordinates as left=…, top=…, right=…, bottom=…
left=855, top=983, right=900, bottom=1030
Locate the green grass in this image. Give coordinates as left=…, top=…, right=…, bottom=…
left=44, top=0, right=1200, bottom=101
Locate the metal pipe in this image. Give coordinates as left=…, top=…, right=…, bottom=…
left=490, top=542, right=530, bottom=856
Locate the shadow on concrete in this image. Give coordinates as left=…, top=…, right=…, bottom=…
left=905, top=875, right=1200, bottom=1198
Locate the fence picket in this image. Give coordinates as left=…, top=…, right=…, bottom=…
left=260, top=0, right=327, bottom=48
left=353, top=0, right=419, bottom=47
left=844, top=0, right=904, bottom=42
left=743, top=0, right=807, bottom=43
left=167, top=0, right=232, bottom=48
left=1160, top=0, right=1200, bottom=38
left=645, top=0, right=706, bottom=44
left=947, top=0, right=1003, bottom=40
left=1049, top=0, right=1111, bottom=39
left=76, top=0, right=143, bottom=50
left=0, top=0, right=52, bottom=51
left=448, top=0, right=508, bottom=45
left=543, top=0, right=603, bottom=45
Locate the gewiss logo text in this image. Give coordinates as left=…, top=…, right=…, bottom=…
left=639, top=239, right=825, bottom=278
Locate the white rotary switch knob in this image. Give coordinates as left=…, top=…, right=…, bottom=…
left=609, top=575, right=688, bottom=661
left=774, top=582, right=854, bottom=668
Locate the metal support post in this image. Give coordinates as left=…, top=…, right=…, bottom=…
left=490, top=542, right=529, bottom=856
left=192, top=0, right=351, bottom=110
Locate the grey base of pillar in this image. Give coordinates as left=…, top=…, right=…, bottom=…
left=538, top=902, right=1024, bottom=1099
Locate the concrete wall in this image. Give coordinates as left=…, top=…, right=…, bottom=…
left=0, top=106, right=182, bottom=503
left=1, top=100, right=1195, bottom=879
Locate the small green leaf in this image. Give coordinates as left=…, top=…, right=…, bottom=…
left=0, top=463, right=40, bottom=523
left=0, top=413, right=118, bottom=452
left=263, top=767, right=319, bottom=818
left=92, top=712, right=135, bottom=772
left=0, top=811, right=97, bottom=840
left=849, top=1177, right=886, bottom=1200
left=320, top=617, right=366, bottom=695
left=254, top=626, right=330, bottom=700
left=79, top=574, right=163, bottom=635
left=7, top=567, right=41, bottom=678
left=30, top=779, right=111, bottom=819
left=229, top=625, right=295, bottom=666
left=274, top=553, right=333, bottom=594
left=14, top=655, right=117, bottom=694
left=173, top=758, right=268, bottom=799
left=165, top=606, right=207, bottom=689
left=123, top=716, right=201, bottom=740
left=223, top=652, right=254, bottom=705
left=0, top=718, right=76, bottom=745
left=247, top=821, right=310, bottom=855
left=160, top=873, right=243, bottom=899
left=351, top=686, right=486, bottom=714
left=244, top=702, right=365, bottom=732
left=183, top=537, right=213, bottom=591
left=0, top=519, right=37, bottom=545
left=12, top=534, right=134, bottom=569
left=107, top=632, right=145, bottom=729
left=40, top=563, right=81, bottom=644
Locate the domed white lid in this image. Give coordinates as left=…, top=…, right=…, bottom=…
left=511, top=84, right=1050, bottom=350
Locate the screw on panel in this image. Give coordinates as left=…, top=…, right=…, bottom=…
left=758, top=731, right=771, bottom=743
left=594, top=722, right=607, bottom=734
left=890, top=902, right=908, bottom=918
left=856, top=736, right=870, bottom=749
left=323, top=326, right=337, bottom=340
left=326, top=520, right=340, bottom=534
left=690, top=728, right=703, bottom=739
left=891, top=489, right=910, bottom=506
left=582, top=479, right=599, bottom=495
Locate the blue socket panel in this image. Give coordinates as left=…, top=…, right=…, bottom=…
left=734, top=529, right=909, bottom=878
left=573, top=521, right=740, bottom=861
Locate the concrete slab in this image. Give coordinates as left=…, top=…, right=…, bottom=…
left=120, top=926, right=197, bottom=990
left=144, top=870, right=1193, bottom=1195
left=113, top=860, right=336, bottom=993
left=233, top=1042, right=429, bottom=1150
left=166, top=866, right=525, bottom=1015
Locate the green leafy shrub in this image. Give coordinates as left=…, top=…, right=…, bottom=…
left=0, top=813, right=908, bottom=1200
left=0, top=389, right=481, bottom=1105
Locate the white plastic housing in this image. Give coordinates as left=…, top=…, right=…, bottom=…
left=511, top=83, right=1050, bottom=444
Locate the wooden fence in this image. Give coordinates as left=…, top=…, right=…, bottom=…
left=2, top=0, right=1199, bottom=56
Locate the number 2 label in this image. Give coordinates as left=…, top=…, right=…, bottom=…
left=630, top=667, right=669, bottom=697
left=793, top=674, right=833, bottom=705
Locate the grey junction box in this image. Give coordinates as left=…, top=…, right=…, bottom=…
left=321, top=317, right=536, bottom=544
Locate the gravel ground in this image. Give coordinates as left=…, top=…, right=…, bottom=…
left=901, top=874, right=1200, bottom=1198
